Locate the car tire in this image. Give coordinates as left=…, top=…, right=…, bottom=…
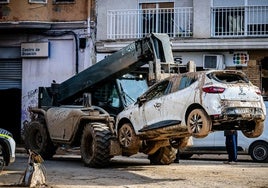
left=118, top=123, right=140, bottom=156
left=148, top=146, right=176, bottom=165
left=0, top=143, right=8, bottom=169
left=81, top=123, right=112, bottom=167
left=187, top=108, right=211, bottom=138
left=242, top=121, right=264, bottom=138
left=24, top=119, right=57, bottom=159
left=249, top=141, right=268, bottom=162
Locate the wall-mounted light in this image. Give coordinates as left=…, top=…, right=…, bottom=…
left=79, top=38, right=86, bottom=49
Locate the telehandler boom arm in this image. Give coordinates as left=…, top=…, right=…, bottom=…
left=39, top=33, right=175, bottom=107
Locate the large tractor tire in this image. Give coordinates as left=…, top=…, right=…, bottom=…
left=187, top=108, right=211, bottom=138
left=242, top=121, right=264, bottom=138
left=148, top=146, right=176, bottom=165
left=81, top=123, right=112, bottom=168
left=24, top=120, right=57, bottom=159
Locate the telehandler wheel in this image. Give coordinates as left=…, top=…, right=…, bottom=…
left=148, top=146, right=176, bottom=165
left=242, top=121, right=264, bottom=138
left=81, top=123, right=112, bottom=168
left=23, top=120, right=57, bottom=159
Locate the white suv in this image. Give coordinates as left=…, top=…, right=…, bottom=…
left=180, top=101, right=268, bottom=162
left=115, top=70, right=266, bottom=163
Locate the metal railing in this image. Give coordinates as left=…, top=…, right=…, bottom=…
left=212, top=5, right=268, bottom=37
left=107, top=7, right=193, bottom=40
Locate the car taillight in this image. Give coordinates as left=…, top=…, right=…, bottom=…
left=255, top=88, right=261, bottom=95
left=202, top=86, right=225, bottom=93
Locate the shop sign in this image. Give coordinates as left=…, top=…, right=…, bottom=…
left=21, top=42, right=49, bottom=57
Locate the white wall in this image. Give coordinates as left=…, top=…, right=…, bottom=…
left=20, top=27, right=95, bottom=126
left=96, top=0, right=138, bottom=40
left=21, top=39, right=76, bottom=124
left=173, top=51, right=249, bottom=67
left=193, top=0, right=211, bottom=38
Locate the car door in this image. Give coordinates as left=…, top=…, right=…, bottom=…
left=160, top=74, right=197, bottom=124
left=141, top=79, right=171, bottom=127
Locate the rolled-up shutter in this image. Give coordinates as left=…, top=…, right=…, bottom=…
left=0, top=59, right=22, bottom=90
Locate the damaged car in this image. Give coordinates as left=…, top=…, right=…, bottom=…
left=0, top=128, right=16, bottom=171
left=115, top=70, right=266, bottom=159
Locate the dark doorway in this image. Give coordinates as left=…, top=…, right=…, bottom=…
left=261, top=57, right=268, bottom=100
left=0, top=88, right=22, bottom=143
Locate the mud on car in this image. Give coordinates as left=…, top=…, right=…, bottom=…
left=0, top=128, right=16, bottom=171
left=115, top=70, right=266, bottom=161
left=180, top=101, right=268, bottom=162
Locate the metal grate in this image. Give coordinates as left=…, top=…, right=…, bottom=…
left=107, top=7, right=193, bottom=40
left=212, top=5, right=268, bottom=37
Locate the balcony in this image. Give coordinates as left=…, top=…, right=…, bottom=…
left=212, top=5, right=268, bottom=37
left=107, top=7, right=193, bottom=40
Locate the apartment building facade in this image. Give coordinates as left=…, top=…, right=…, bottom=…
left=0, top=0, right=267, bottom=142
left=0, top=0, right=94, bottom=142
left=95, top=0, right=268, bottom=93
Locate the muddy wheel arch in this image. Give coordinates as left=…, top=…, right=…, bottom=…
left=242, top=120, right=264, bottom=138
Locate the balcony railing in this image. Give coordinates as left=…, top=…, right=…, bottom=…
left=212, top=5, right=268, bottom=37
left=107, top=7, right=193, bottom=40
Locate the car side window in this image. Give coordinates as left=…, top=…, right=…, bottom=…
left=211, top=72, right=249, bottom=84
left=146, top=80, right=170, bottom=100
left=178, top=76, right=195, bottom=90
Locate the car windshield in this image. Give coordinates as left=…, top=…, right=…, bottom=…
left=209, top=71, right=249, bottom=84
left=117, top=74, right=148, bottom=107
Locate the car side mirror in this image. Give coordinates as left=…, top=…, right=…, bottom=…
left=137, top=96, right=146, bottom=107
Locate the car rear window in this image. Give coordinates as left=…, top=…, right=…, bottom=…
left=209, top=72, right=249, bottom=84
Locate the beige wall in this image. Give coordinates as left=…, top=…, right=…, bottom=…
left=0, top=0, right=91, bottom=21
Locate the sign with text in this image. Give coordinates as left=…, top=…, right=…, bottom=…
left=21, top=42, right=49, bottom=57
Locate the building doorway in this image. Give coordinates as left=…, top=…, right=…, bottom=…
left=261, top=57, right=268, bottom=99
left=0, top=58, right=22, bottom=143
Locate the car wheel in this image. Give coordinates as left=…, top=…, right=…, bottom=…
left=242, top=121, right=264, bottom=138
left=118, top=123, right=140, bottom=156
left=249, top=141, right=268, bottom=162
left=187, top=108, right=211, bottom=138
left=0, top=144, right=6, bottom=171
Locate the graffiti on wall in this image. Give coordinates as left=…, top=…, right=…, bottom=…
left=21, top=89, right=39, bottom=125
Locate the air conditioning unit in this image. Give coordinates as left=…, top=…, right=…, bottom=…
left=203, top=54, right=225, bottom=70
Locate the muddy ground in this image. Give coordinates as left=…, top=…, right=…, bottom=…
left=0, top=149, right=268, bottom=188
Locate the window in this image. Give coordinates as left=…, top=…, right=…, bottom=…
left=29, top=0, right=47, bottom=3
left=212, top=0, right=268, bottom=36
left=54, top=0, right=74, bottom=3
left=178, top=76, right=195, bottom=90
left=140, top=2, right=174, bottom=36
left=145, top=80, right=170, bottom=100
left=0, top=0, right=9, bottom=4
left=213, top=7, right=245, bottom=36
